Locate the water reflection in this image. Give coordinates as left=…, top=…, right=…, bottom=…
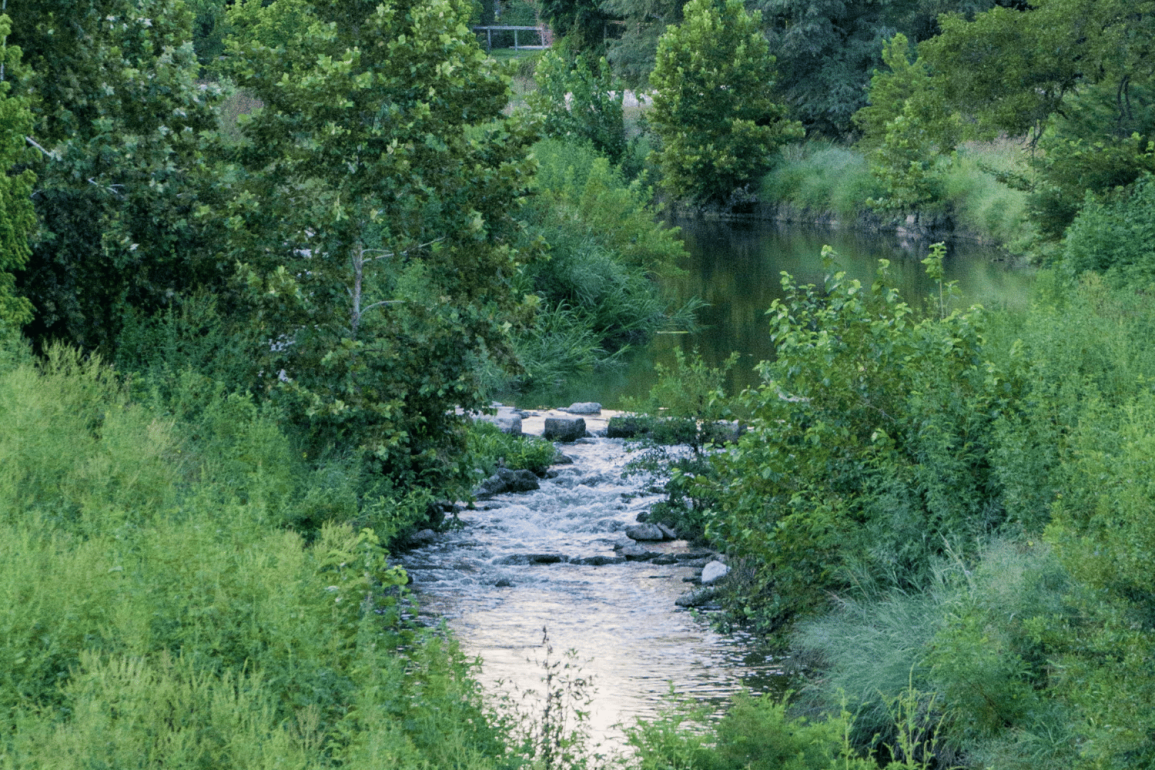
left=517, top=220, right=1033, bottom=408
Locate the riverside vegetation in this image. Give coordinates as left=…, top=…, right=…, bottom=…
left=3, top=0, right=1155, bottom=769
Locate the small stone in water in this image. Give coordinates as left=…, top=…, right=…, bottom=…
left=620, top=545, right=657, bottom=561
left=676, top=586, right=720, bottom=607
left=625, top=523, right=665, bottom=541
left=701, top=560, right=730, bottom=585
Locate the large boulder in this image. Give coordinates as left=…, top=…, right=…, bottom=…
left=701, top=420, right=743, bottom=444
left=625, top=523, right=666, bottom=541
left=474, top=467, right=540, bottom=498
left=700, top=560, right=730, bottom=585
left=544, top=416, right=586, bottom=442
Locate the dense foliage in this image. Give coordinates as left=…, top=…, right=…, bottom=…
left=648, top=0, right=801, bottom=204
left=528, top=51, right=627, bottom=163
left=0, top=339, right=521, bottom=768
left=9, top=0, right=221, bottom=351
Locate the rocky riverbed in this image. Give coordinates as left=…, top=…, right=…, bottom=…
left=400, top=404, right=779, bottom=747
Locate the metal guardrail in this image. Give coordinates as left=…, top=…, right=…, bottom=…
left=472, top=25, right=549, bottom=52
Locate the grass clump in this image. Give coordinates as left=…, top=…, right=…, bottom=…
left=466, top=420, right=559, bottom=477
left=941, top=140, right=1036, bottom=250
left=760, top=142, right=882, bottom=219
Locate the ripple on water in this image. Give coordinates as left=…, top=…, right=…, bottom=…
left=399, top=437, right=784, bottom=748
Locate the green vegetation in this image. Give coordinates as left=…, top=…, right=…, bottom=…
left=8, top=0, right=1155, bottom=767
left=528, top=51, right=626, bottom=163
left=648, top=0, right=802, bottom=204
left=0, top=343, right=514, bottom=768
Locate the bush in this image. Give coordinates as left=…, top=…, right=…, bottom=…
left=702, top=248, right=1022, bottom=632
left=795, top=539, right=1075, bottom=768
left=466, top=421, right=559, bottom=477
left=1061, top=173, right=1155, bottom=282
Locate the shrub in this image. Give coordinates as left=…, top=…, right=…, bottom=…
left=703, top=247, right=1023, bottom=632
left=1061, top=173, right=1155, bottom=282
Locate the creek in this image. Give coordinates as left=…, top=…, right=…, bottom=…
left=401, top=222, right=1030, bottom=749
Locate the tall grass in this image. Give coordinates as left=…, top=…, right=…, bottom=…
left=760, top=139, right=1036, bottom=249
left=942, top=140, right=1036, bottom=250
left=760, top=141, right=882, bottom=219
left=0, top=348, right=513, bottom=768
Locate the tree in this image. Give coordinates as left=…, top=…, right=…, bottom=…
left=754, top=0, right=1002, bottom=137
left=601, top=0, right=686, bottom=87
left=647, top=0, right=801, bottom=204
left=854, top=33, right=962, bottom=212
left=528, top=51, right=627, bottom=163
left=919, top=0, right=1155, bottom=237
left=0, top=15, right=36, bottom=328
left=222, top=0, right=537, bottom=486
left=7, top=0, right=220, bottom=351
left=536, top=0, right=615, bottom=53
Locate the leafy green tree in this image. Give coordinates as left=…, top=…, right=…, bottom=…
left=601, top=0, right=686, bottom=87
left=8, top=0, right=221, bottom=351
left=221, top=0, right=537, bottom=486
left=0, top=15, right=36, bottom=328
left=920, top=0, right=1155, bottom=237
left=855, top=34, right=962, bottom=211
left=528, top=51, right=627, bottom=163
left=536, top=0, right=614, bottom=53
left=647, top=0, right=802, bottom=204
left=755, top=0, right=1000, bottom=137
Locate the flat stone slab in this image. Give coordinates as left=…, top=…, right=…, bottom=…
left=572, top=555, right=626, bottom=566
left=563, top=402, right=602, bottom=415
left=676, top=586, right=720, bottom=608
left=495, top=553, right=567, bottom=565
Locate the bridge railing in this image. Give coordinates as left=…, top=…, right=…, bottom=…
left=472, top=25, right=550, bottom=52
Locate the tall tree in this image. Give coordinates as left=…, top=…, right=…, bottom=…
left=0, top=15, right=36, bottom=328
left=222, top=0, right=537, bottom=484
left=919, top=0, right=1155, bottom=236
left=8, top=0, right=220, bottom=351
left=755, top=0, right=1000, bottom=137
left=648, top=0, right=801, bottom=204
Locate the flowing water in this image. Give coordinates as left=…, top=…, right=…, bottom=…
left=402, top=222, right=1031, bottom=747
left=401, top=436, right=783, bottom=748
